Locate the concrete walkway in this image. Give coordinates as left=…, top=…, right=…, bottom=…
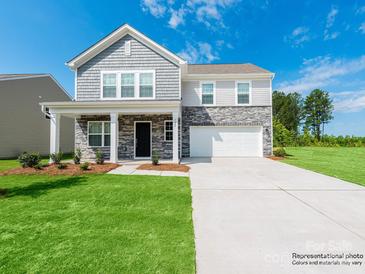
left=183, top=158, right=365, bottom=274
left=107, top=164, right=189, bottom=177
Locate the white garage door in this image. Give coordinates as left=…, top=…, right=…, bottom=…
left=190, top=126, right=263, bottom=157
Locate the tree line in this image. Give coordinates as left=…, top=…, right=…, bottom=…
left=273, top=89, right=365, bottom=147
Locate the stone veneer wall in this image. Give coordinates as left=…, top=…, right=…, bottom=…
left=182, top=106, right=273, bottom=157
left=75, top=114, right=174, bottom=161
left=118, top=114, right=173, bottom=159
left=75, top=115, right=111, bottom=161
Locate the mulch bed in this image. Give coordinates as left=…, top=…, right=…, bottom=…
left=137, top=163, right=190, bottom=173
left=0, top=163, right=120, bottom=176
left=266, top=156, right=285, bottom=161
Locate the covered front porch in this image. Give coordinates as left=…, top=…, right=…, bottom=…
left=40, top=100, right=181, bottom=163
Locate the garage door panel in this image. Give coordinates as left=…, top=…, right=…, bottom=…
left=190, top=126, right=262, bottom=157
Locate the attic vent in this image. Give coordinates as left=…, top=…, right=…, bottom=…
left=125, top=41, right=131, bottom=56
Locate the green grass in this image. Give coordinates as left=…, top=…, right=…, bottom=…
left=0, top=160, right=20, bottom=172
left=0, top=174, right=195, bottom=273
left=0, top=154, right=73, bottom=172
left=282, top=147, right=365, bottom=186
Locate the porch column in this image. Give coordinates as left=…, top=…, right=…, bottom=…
left=110, top=112, right=119, bottom=163
left=49, top=112, right=60, bottom=162
left=172, top=111, right=179, bottom=163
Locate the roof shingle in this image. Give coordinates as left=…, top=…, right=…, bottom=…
left=187, top=63, right=272, bottom=74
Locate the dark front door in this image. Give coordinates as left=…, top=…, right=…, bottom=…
left=135, top=122, right=151, bottom=158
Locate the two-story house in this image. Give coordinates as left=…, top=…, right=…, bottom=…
left=41, top=24, right=274, bottom=163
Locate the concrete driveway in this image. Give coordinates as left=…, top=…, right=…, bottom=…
left=182, top=158, right=365, bottom=274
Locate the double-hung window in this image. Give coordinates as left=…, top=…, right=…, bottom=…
left=101, top=71, right=154, bottom=99
left=236, top=82, right=250, bottom=105
left=201, top=82, right=214, bottom=105
left=164, top=120, right=173, bottom=141
left=88, top=121, right=110, bottom=147
left=139, top=72, right=153, bottom=98
left=102, top=74, right=117, bottom=98
left=121, top=73, right=135, bottom=98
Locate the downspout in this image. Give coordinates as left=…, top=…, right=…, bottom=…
left=41, top=105, right=52, bottom=119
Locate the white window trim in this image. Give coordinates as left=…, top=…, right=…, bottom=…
left=200, top=81, right=216, bottom=106
left=100, top=70, right=155, bottom=100
left=164, top=120, right=173, bottom=142
left=101, top=73, right=118, bottom=99
left=235, top=80, right=252, bottom=106
left=87, top=121, right=111, bottom=147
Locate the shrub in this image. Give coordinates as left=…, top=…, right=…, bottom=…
left=152, top=150, right=160, bottom=165
left=95, top=149, right=104, bottom=165
left=273, top=119, right=295, bottom=147
left=18, top=152, right=41, bottom=168
left=73, top=148, right=82, bottom=165
left=50, top=151, right=63, bottom=164
left=273, top=147, right=287, bottom=157
left=34, top=163, right=44, bottom=170
left=80, top=162, right=89, bottom=171
left=57, top=163, right=67, bottom=170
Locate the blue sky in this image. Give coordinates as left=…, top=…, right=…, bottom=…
left=1, top=0, right=364, bottom=135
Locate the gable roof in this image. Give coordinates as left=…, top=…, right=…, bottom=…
left=66, top=24, right=186, bottom=70
left=187, top=63, right=273, bottom=74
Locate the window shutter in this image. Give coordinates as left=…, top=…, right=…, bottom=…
left=125, top=41, right=131, bottom=56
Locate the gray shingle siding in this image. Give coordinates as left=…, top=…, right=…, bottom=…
left=76, top=35, right=180, bottom=100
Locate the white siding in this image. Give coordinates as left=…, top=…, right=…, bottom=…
left=182, top=81, right=200, bottom=106
left=252, top=80, right=271, bottom=105
left=216, top=81, right=235, bottom=106
left=182, top=79, right=271, bottom=106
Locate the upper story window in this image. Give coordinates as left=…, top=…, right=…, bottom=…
left=102, top=74, right=117, bottom=98
left=139, top=73, right=153, bottom=98
left=121, top=73, right=135, bottom=98
left=236, top=81, right=251, bottom=105
left=101, top=70, right=155, bottom=100
left=88, top=121, right=110, bottom=147
left=201, top=82, right=215, bottom=105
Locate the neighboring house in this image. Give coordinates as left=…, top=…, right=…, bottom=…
left=0, top=74, right=74, bottom=158
left=40, top=24, right=274, bottom=163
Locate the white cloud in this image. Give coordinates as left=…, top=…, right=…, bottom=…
left=168, top=7, right=186, bottom=28
left=356, top=5, right=365, bottom=15
left=359, top=22, right=365, bottom=34
left=215, top=39, right=234, bottom=49
left=333, top=90, right=365, bottom=112
left=284, top=26, right=311, bottom=47
left=178, top=41, right=219, bottom=63
left=141, top=0, right=167, bottom=17
left=142, top=0, right=240, bottom=29
left=326, top=6, right=338, bottom=28
left=277, top=55, right=365, bottom=93
left=324, top=6, right=340, bottom=40
left=324, top=31, right=340, bottom=40
left=226, top=42, right=234, bottom=49
left=188, top=0, right=240, bottom=28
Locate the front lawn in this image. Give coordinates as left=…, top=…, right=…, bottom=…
left=0, top=159, right=19, bottom=172
left=281, top=147, right=365, bottom=187
left=0, top=153, right=72, bottom=172
left=0, top=174, right=195, bottom=273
